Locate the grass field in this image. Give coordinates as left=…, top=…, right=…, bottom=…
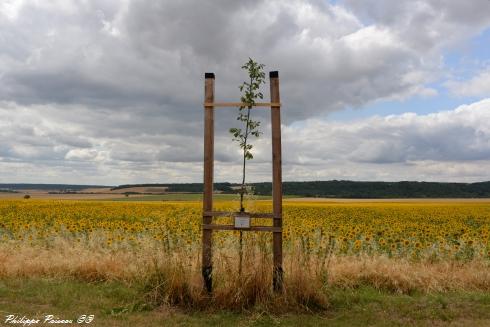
left=0, top=198, right=489, bottom=325
left=2, top=278, right=489, bottom=326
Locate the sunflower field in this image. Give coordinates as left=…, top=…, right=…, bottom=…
left=1, top=200, right=489, bottom=261
left=0, top=198, right=489, bottom=307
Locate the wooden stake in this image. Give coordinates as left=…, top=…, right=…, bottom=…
left=270, top=71, right=283, bottom=292
left=202, top=72, right=214, bottom=293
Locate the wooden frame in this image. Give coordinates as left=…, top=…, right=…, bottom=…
left=202, top=71, right=283, bottom=293
left=203, top=102, right=281, bottom=107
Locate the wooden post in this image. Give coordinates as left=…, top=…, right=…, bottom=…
left=270, top=71, right=283, bottom=292
left=202, top=72, right=215, bottom=293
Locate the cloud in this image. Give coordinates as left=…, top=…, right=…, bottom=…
left=65, top=148, right=99, bottom=161
left=2, top=0, right=488, bottom=119
left=281, top=98, right=490, bottom=182
left=341, top=0, right=490, bottom=51
left=446, top=69, right=490, bottom=97
left=1, top=98, right=490, bottom=184
left=1, top=0, right=490, bottom=183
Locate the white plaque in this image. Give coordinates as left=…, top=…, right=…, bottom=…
left=234, top=214, right=250, bottom=229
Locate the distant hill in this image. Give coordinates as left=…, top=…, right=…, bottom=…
left=253, top=181, right=490, bottom=198
left=111, top=183, right=234, bottom=193
left=112, top=181, right=490, bottom=198
left=0, top=184, right=111, bottom=191
left=3, top=181, right=490, bottom=198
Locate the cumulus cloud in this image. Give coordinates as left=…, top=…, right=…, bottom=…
left=446, top=69, right=490, bottom=97
left=0, top=0, right=490, bottom=183
left=2, top=98, right=490, bottom=184
left=342, top=0, right=490, bottom=51
left=282, top=98, right=490, bottom=182
left=3, top=0, right=487, bottom=119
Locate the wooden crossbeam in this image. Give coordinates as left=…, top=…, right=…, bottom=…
left=204, top=102, right=281, bottom=108
left=202, top=224, right=281, bottom=232
left=203, top=211, right=277, bottom=219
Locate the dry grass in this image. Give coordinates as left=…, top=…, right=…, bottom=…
left=1, top=237, right=488, bottom=311
left=326, top=255, right=490, bottom=292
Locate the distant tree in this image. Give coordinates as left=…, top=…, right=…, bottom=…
left=24, top=194, right=30, bottom=199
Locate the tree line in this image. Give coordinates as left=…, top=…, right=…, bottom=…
left=112, top=180, right=490, bottom=198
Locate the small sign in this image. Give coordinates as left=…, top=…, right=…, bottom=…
left=234, top=213, right=250, bottom=229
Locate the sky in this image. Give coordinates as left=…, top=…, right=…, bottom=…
left=1, top=0, right=490, bottom=185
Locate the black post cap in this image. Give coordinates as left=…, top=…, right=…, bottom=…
left=269, top=71, right=279, bottom=78
left=205, top=72, right=215, bottom=79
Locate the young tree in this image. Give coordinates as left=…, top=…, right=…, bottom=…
left=229, top=58, right=266, bottom=212
left=230, top=58, right=265, bottom=277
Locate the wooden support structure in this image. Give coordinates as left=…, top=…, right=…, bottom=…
left=202, top=71, right=283, bottom=293
left=203, top=211, right=276, bottom=219
left=203, top=225, right=282, bottom=232
left=202, top=72, right=214, bottom=293
left=203, top=102, right=281, bottom=108
left=270, top=71, right=283, bottom=291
